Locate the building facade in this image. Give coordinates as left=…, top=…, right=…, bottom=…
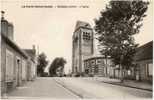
left=108, top=41, right=153, bottom=81
left=84, top=56, right=107, bottom=76
left=134, top=41, right=153, bottom=83
left=1, top=11, right=37, bottom=96
left=72, top=21, right=94, bottom=74
left=84, top=55, right=115, bottom=77
left=24, top=47, right=37, bottom=81
left=1, top=14, right=29, bottom=95
left=72, top=20, right=153, bottom=82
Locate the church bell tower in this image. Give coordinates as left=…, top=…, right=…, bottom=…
left=72, top=21, right=94, bottom=74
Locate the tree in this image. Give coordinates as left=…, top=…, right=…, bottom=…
left=37, top=52, right=48, bottom=77
left=49, top=57, right=66, bottom=77
left=94, top=0, right=149, bottom=82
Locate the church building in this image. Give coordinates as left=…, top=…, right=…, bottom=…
left=72, top=21, right=94, bottom=75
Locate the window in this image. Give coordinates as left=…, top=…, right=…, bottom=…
left=85, top=69, right=89, bottom=74
left=148, top=63, right=153, bottom=76
left=128, top=70, right=131, bottom=75
left=87, top=62, right=90, bottom=68
left=75, top=67, right=78, bottom=72
left=6, top=49, right=14, bottom=81
left=91, top=60, right=95, bottom=65
left=96, top=59, right=101, bottom=64
left=83, top=32, right=91, bottom=40
left=94, top=66, right=98, bottom=73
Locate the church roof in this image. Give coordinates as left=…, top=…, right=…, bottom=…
left=74, top=20, right=92, bottom=31
left=84, top=54, right=105, bottom=61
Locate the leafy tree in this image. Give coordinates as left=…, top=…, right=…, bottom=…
left=37, top=52, right=48, bottom=77
left=49, top=57, right=66, bottom=76
left=94, top=0, right=149, bottom=82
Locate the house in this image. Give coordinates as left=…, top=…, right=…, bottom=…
left=134, top=41, right=153, bottom=83
left=106, top=41, right=153, bottom=81
left=1, top=11, right=37, bottom=96
left=114, top=41, right=153, bottom=81
left=1, top=12, right=29, bottom=95
left=23, top=47, right=37, bottom=81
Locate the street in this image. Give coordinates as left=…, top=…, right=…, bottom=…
left=6, top=77, right=79, bottom=99
left=5, top=77, right=152, bottom=100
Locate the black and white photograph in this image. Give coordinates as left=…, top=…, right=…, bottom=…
left=0, top=0, right=153, bottom=100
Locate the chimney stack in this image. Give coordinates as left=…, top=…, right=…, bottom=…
left=1, top=11, right=14, bottom=40
left=1, top=11, right=5, bottom=20
left=1, top=11, right=8, bottom=36
left=7, top=22, right=14, bottom=40
left=32, top=45, right=36, bottom=54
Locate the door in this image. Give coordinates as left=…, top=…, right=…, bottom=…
left=17, top=59, right=20, bottom=86
left=15, top=56, right=21, bottom=86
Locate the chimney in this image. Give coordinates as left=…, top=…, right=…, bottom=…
left=8, top=23, right=14, bottom=40
left=1, top=11, right=8, bottom=36
left=1, top=11, right=14, bottom=40
left=33, top=45, right=35, bottom=50
left=1, top=11, right=5, bottom=20
left=32, top=45, right=36, bottom=54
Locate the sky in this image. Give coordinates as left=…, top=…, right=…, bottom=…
left=1, top=0, right=153, bottom=74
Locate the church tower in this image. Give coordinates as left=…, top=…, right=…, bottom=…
left=72, top=21, right=94, bottom=74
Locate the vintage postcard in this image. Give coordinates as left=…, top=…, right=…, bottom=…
left=0, top=0, right=153, bottom=100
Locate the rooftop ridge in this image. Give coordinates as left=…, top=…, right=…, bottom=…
left=74, top=20, right=92, bottom=31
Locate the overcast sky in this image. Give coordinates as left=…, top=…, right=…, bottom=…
left=1, top=0, right=153, bottom=73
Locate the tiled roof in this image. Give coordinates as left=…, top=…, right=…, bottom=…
left=2, top=34, right=28, bottom=59
left=134, top=41, right=153, bottom=61
left=23, top=49, right=36, bottom=62
left=23, top=49, right=36, bottom=58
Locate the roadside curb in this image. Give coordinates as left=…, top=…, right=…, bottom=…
left=53, top=78, right=98, bottom=99
left=53, top=78, right=84, bottom=98
left=101, top=81, right=152, bottom=92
